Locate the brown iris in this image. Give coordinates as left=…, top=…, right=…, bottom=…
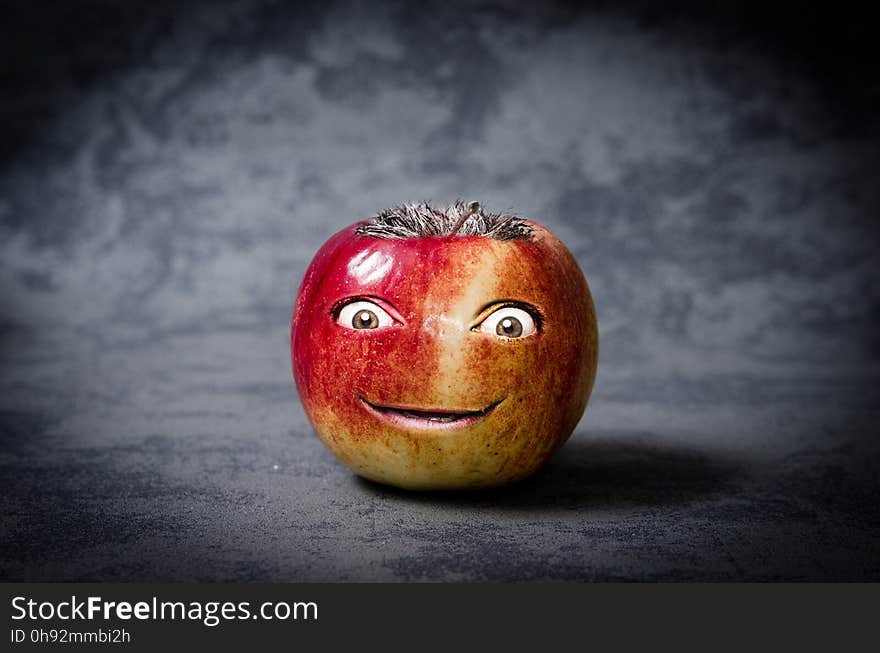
left=353, top=310, right=379, bottom=329
left=496, top=317, right=523, bottom=337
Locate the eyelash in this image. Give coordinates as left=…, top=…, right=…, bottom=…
left=473, top=302, right=543, bottom=331
left=331, top=296, right=396, bottom=319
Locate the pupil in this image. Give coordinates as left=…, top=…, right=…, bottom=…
left=354, top=310, right=378, bottom=328
left=497, top=317, right=523, bottom=337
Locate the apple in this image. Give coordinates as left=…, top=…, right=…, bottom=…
left=291, top=202, right=598, bottom=490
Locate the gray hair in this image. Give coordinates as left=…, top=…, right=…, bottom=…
left=355, top=201, right=534, bottom=240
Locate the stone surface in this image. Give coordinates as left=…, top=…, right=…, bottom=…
left=1, top=1, right=878, bottom=581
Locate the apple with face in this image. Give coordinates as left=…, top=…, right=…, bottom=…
left=291, top=201, right=598, bottom=490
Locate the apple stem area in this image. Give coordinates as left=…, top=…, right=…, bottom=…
left=450, top=201, right=481, bottom=235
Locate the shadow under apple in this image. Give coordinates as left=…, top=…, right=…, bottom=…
left=354, top=430, right=743, bottom=510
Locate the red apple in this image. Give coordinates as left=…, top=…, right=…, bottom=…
left=291, top=202, right=598, bottom=490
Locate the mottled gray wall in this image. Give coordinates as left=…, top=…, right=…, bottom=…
left=1, top=1, right=878, bottom=581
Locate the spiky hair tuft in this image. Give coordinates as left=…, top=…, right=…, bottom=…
left=355, top=201, right=534, bottom=240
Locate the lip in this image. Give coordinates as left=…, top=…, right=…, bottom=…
left=358, top=395, right=502, bottom=430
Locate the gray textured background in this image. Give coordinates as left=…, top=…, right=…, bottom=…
left=1, top=1, right=878, bottom=581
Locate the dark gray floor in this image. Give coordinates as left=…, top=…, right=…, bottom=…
left=1, top=1, right=878, bottom=581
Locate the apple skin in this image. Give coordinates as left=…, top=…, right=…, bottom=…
left=291, top=220, right=598, bottom=490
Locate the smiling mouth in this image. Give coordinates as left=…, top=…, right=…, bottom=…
left=358, top=396, right=502, bottom=429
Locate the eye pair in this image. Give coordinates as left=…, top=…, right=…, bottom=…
left=335, top=300, right=539, bottom=339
